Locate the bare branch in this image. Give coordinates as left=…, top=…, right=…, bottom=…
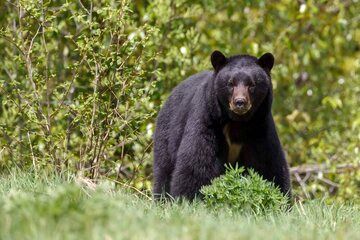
left=290, top=163, right=359, bottom=175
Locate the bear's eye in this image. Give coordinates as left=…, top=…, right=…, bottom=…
left=227, top=80, right=234, bottom=87
left=249, top=83, right=256, bottom=92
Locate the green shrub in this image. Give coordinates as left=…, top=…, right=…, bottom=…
left=201, top=166, right=288, bottom=215
left=0, top=0, right=158, bottom=188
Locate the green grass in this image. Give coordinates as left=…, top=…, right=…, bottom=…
left=0, top=172, right=359, bottom=240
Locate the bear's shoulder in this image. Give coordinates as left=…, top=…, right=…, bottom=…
left=173, top=70, right=213, bottom=92
left=159, top=70, right=214, bottom=125
left=166, top=70, right=213, bottom=107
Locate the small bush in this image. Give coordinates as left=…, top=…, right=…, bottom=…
left=201, top=166, right=288, bottom=215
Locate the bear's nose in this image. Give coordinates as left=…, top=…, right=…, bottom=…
left=235, top=98, right=246, bottom=108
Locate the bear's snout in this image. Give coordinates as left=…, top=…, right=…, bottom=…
left=230, top=99, right=251, bottom=115
left=229, top=85, right=251, bottom=115
left=235, top=98, right=247, bottom=108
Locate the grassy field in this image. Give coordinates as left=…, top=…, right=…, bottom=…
left=0, top=172, right=359, bottom=240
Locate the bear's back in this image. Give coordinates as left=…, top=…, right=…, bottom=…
left=155, top=70, right=213, bottom=160
left=159, top=70, right=212, bottom=120
left=170, top=70, right=212, bottom=100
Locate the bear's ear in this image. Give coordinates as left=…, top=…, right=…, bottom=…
left=211, top=50, right=227, bottom=72
left=257, top=53, right=274, bottom=72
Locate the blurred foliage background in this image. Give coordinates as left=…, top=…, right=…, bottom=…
left=0, top=0, right=359, bottom=202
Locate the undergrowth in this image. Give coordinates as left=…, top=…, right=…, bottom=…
left=0, top=172, right=359, bottom=240
left=201, top=166, right=288, bottom=215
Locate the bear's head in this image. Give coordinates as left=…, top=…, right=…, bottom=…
left=211, top=50, right=274, bottom=121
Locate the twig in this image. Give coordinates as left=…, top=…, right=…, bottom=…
left=0, top=33, right=26, bottom=56
left=293, top=172, right=310, bottom=199
left=106, top=177, right=152, bottom=201
left=290, top=163, right=359, bottom=175
left=27, top=132, right=37, bottom=174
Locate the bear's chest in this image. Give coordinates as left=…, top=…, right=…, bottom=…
left=222, top=124, right=243, bottom=164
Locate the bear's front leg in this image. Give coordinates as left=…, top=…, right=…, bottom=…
left=170, top=130, right=224, bottom=200
left=249, top=130, right=292, bottom=198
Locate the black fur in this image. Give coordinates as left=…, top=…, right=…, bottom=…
left=153, top=51, right=291, bottom=200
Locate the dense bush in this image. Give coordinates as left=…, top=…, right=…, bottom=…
left=0, top=1, right=359, bottom=201
left=0, top=0, right=158, bottom=188
left=201, top=166, right=288, bottom=215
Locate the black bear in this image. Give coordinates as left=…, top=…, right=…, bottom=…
left=153, top=50, right=291, bottom=200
